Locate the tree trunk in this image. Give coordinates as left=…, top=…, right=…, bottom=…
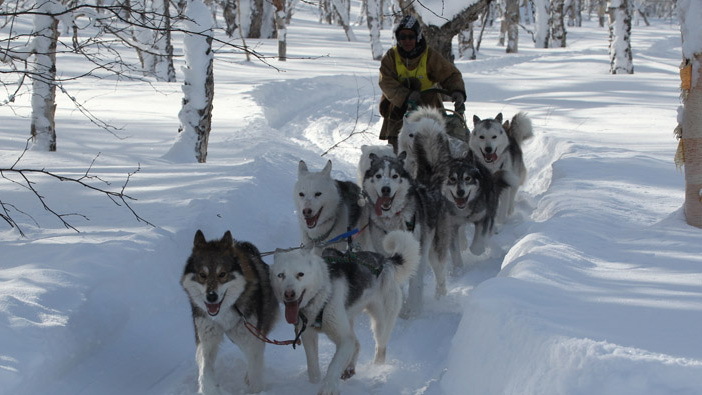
left=608, top=0, right=634, bottom=74
left=458, top=25, right=476, bottom=60
left=249, top=0, right=264, bottom=38
left=533, top=0, right=549, bottom=48
left=331, top=0, right=356, bottom=41
left=549, top=0, right=567, bottom=48
left=506, top=0, right=519, bottom=53
left=413, top=0, right=490, bottom=63
left=273, top=0, right=287, bottom=60
left=30, top=3, right=59, bottom=152
left=366, top=0, right=383, bottom=60
left=174, top=0, right=214, bottom=163
left=682, top=56, right=702, bottom=227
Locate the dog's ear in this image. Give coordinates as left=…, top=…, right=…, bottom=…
left=495, top=113, right=503, bottom=123
left=322, top=160, right=332, bottom=176
left=298, top=160, right=308, bottom=175
left=221, top=230, right=234, bottom=247
left=397, top=151, right=407, bottom=162
left=503, top=120, right=511, bottom=130
left=473, top=115, right=481, bottom=126
left=194, top=229, right=207, bottom=248
left=235, top=248, right=258, bottom=281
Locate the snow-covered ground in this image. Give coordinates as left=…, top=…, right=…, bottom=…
left=1, top=5, right=700, bottom=395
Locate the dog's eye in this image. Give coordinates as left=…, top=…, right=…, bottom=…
left=299, top=192, right=305, bottom=197
left=392, top=174, right=399, bottom=179
left=314, top=192, right=322, bottom=197
left=448, top=176, right=457, bottom=184
left=296, top=272, right=304, bottom=279
left=479, top=136, right=485, bottom=139
left=198, top=272, right=206, bottom=279
left=491, top=135, right=497, bottom=139
left=277, top=273, right=285, bottom=279
left=408, top=133, right=414, bottom=138
left=218, top=272, right=227, bottom=279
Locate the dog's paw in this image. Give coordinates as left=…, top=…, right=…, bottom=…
left=318, top=380, right=341, bottom=395
left=341, top=366, right=356, bottom=380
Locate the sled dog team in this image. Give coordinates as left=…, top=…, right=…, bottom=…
left=180, top=107, right=534, bottom=394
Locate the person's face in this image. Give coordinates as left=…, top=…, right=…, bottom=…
left=397, top=29, right=417, bottom=52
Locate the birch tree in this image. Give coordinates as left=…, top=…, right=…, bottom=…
left=677, top=0, right=702, bottom=227
left=170, top=0, right=215, bottom=163
left=607, top=0, right=633, bottom=74
left=505, top=0, right=519, bottom=53
left=130, top=0, right=176, bottom=82
left=549, top=0, right=566, bottom=48
left=366, top=0, right=383, bottom=60
left=29, top=0, right=61, bottom=151
left=533, top=0, right=549, bottom=48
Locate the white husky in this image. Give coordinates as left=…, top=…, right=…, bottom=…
left=271, top=230, right=420, bottom=395
left=294, top=160, right=363, bottom=253
left=470, top=112, right=533, bottom=224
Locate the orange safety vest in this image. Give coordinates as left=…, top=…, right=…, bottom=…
left=394, top=46, right=434, bottom=91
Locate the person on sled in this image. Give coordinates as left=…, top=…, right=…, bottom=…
left=378, top=15, right=467, bottom=152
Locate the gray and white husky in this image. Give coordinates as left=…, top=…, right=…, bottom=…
left=398, top=106, right=470, bottom=179
left=294, top=160, right=362, bottom=253
left=181, top=230, right=279, bottom=394
left=470, top=112, right=533, bottom=224
left=409, top=109, right=509, bottom=300
left=271, top=230, right=420, bottom=395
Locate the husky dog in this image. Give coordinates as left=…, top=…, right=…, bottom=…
left=271, top=230, right=420, bottom=395
left=181, top=230, right=279, bottom=394
left=357, top=144, right=394, bottom=186
left=295, top=160, right=362, bottom=253
left=413, top=127, right=508, bottom=298
left=470, top=112, right=533, bottom=224
left=357, top=151, right=421, bottom=254
left=398, top=106, right=470, bottom=179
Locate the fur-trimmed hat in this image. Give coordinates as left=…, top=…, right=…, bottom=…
left=394, top=15, right=423, bottom=43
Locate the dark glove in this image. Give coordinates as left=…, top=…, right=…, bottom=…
left=451, top=91, right=465, bottom=112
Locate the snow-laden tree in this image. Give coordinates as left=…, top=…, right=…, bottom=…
left=405, top=0, right=491, bottom=63
left=678, top=0, right=702, bottom=227
left=607, top=0, right=633, bottom=74
left=170, top=0, right=215, bottom=163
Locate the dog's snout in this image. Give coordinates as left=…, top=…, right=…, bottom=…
left=302, top=208, right=312, bottom=217
left=381, top=186, right=391, bottom=196
left=284, top=290, right=296, bottom=300
left=206, top=291, right=218, bottom=303
left=456, top=188, right=465, bottom=197
left=484, top=146, right=493, bottom=154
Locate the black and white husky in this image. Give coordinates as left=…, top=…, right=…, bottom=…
left=271, top=230, right=420, bottom=395
left=294, top=160, right=363, bottom=253
left=181, top=230, right=279, bottom=394
left=357, top=149, right=421, bottom=254
left=470, top=112, right=533, bottom=224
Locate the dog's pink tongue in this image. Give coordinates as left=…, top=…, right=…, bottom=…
left=284, top=300, right=299, bottom=324
left=374, top=197, right=391, bottom=216
left=485, top=152, right=498, bottom=162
